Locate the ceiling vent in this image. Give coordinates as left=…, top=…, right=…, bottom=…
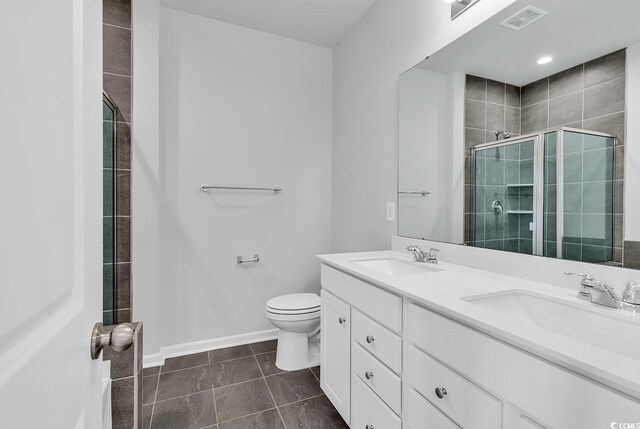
left=500, top=6, right=548, bottom=31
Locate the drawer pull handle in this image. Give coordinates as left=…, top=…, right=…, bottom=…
left=366, top=425, right=374, bottom=429
left=338, top=317, right=346, bottom=325
left=365, top=371, right=374, bottom=380
left=366, top=335, right=375, bottom=343
left=435, top=387, right=448, bottom=399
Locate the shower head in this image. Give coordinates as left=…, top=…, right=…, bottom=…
left=495, top=130, right=511, bottom=140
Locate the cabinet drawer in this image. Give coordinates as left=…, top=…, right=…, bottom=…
left=351, top=375, right=401, bottom=429
left=408, top=303, right=640, bottom=428
left=407, top=388, right=460, bottom=429
left=352, top=309, right=402, bottom=373
left=407, top=346, right=502, bottom=429
left=352, top=343, right=401, bottom=414
left=321, top=265, right=402, bottom=332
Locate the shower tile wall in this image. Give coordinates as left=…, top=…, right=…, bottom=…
left=465, top=49, right=626, bottom=264
left=104, top=0, right=132, bottom=324
left=474, top=142, right=534, bottom=253
left=464, top=76, right=522, bottom=243
left=520, top=49, right=625, bottom=264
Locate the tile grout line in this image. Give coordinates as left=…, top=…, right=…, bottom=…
left=148, top=364, right=162, bottom=429
left=253, top=353, right=288, bottom=429
left=208, top=352, right=220, bottom=429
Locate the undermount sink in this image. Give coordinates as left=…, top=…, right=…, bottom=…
left=464, top=290, right=640, bottom=360
left=353, top=258, right=441, bottom=275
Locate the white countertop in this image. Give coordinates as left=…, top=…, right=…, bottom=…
left=318, top=250, right=640, bottom=400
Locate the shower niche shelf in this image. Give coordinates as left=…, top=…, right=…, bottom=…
left=506, top=210, right=533, bottom=214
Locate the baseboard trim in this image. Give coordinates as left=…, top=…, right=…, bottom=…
left=142, top=328, right=279, bottom=368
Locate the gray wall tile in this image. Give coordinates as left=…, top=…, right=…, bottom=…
left=466, top=75, right=486, bottom=101
left=485, top=103, right=505, bottom=132
left=103, top=0, right=131, bottom=29
left=549, top=64, right=583, bottom=99
left=549, top=92, right=583, bottom=127
left=583, top=112, right=625, bottom=144
left=584, top=77, right=625, bottom=119
left=103, top=24, right=131, bottom=76
left=521, top=78, right=549, bottom=107
left=505, top=106, right=520, bottom=134
left=465, top=99, right=485, bottom=129
left=104, top=73, right=131, bottom=123
left=584, top=49, right=626, bottom=88
left=506, top=84, right=520, bottom=108
left=487, top=79, right=506, bottom=104
left=521, top=102, right=549, bottom=134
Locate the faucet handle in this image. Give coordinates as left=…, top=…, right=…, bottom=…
left=428, top=248, right=440, bottom=256
left=564, top=272, right=594, bottom=280
left=407, top=245, right=423, bottom=251
left=623, top=282, right=640, bottom=305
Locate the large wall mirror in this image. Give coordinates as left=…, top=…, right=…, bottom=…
left=398, top=0, right=640, bottom=269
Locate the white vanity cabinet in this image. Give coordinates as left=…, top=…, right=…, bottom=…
left=321, top=265, right=404, bottom=429
left=321, top=289, right=351, bottom=423
left=320, top=261, right=640, bottom=429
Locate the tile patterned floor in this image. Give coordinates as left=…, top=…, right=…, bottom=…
left=142, top=340, right=348, bottom=429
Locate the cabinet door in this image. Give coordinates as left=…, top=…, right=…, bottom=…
left=321, top=290, right=351, bottom=424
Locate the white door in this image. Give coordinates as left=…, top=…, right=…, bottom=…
left=0, top=0, right=104, bottom=428
left=320, top=290, right=351, bottom=424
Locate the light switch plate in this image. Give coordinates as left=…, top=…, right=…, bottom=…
left=386, top=202, right=396, bottom=222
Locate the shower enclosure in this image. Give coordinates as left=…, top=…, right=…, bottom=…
left=472, top=127, right=616, bottom=264
left=103, top=94, right=117, bottom=324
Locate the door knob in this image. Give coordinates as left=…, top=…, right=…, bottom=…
left=90, top=322, right=134, bottom=360
left=338, top=317, right=346, bottom=325
left=366, top=335, right=375, bottom=343
left=365, top=371, right=374, bottom=380
left=435, top=387, right=448, bottom=399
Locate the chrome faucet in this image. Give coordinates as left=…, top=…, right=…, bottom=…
left=564, top=272, right=626, bottom=309
left=407, top=246, right=440, bottom=264
left=407, top=245, right=428, bottom=262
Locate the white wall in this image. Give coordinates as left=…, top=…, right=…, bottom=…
left=136, top=7, right=332, bottom=356
left=398, top=68, right=448, bottom=240
left=397, top=69, right=466, bottom=243
left=331, top=0, right=517, bottom=252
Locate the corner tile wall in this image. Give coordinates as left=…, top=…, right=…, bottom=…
left=520, top=50, right=625, bottom=264
left=465, top=49, right=626, bottom=265
left=104, top=0, right=132, bottom=323
left=464, top=75, right=522, bottom=245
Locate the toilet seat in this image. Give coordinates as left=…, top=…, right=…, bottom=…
left=266, top=293, right=320, bottom=315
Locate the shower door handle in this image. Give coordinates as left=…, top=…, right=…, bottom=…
left=90, top=322, right=134, bottom=360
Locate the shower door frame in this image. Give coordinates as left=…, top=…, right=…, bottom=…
left=472, top=134, right=543, bottom=255
left=103, top=92, right=118, bottom=321
left=472, top=126, right=617, bottom=259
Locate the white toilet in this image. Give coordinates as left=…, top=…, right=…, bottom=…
left=265, top=293, right=321, bottom=371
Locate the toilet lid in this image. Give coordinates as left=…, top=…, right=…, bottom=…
left=266, top=293, right=320, bottom=311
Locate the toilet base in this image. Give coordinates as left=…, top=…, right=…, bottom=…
left=275, top=331, right=320, bottom=371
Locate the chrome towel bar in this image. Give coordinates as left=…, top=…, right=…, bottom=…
left=399, top=191, right=430, bottom=197
left=201, top=185, right=282, bottom=193
left=237, top=254, right=260, bottom=264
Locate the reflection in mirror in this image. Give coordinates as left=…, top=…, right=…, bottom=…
left=398, top=0, right=640, bottom=269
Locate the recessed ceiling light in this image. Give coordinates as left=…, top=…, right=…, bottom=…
left=537, top=56, right=553, bottom=65
left=443, top=0, right=457, bottom=4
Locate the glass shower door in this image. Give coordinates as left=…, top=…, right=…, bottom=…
left=550, top=130, right=615, bottom=263
left=473, top=137, right=539, bottom=255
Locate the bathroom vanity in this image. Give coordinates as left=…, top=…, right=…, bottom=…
left=318, top=248, right=640, bottom=429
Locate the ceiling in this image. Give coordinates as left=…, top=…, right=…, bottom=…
left=161, top=0, right=377, bottom=48
left=416, top=0, right=640, bottom=86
